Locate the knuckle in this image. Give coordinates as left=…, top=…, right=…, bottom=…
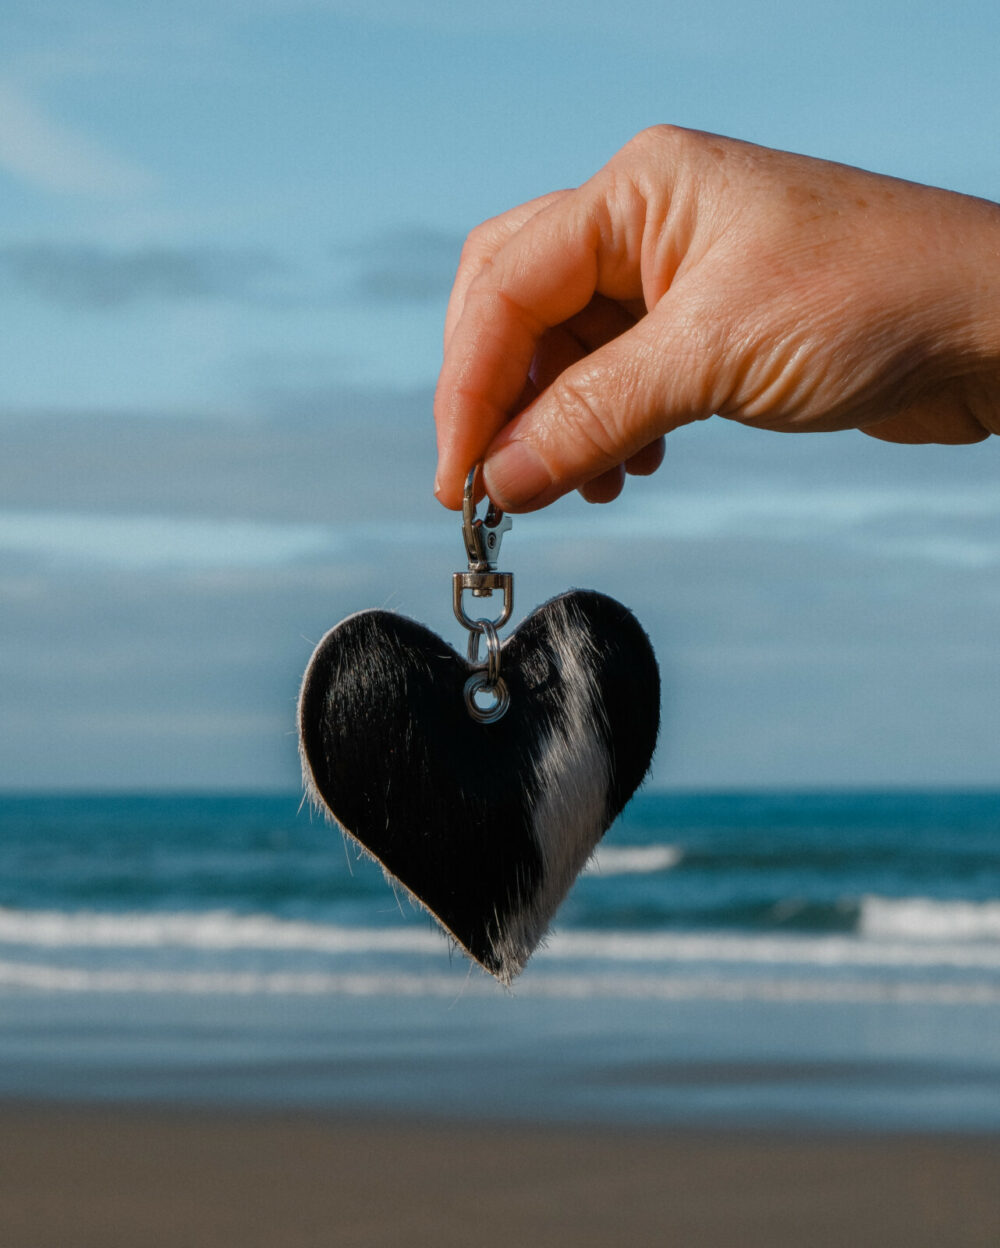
left=625, top=123, right=687, bottom=159
left=457, top=217, right=506, bottom=278
left=456, top=228, right=489, bottom=274
left=548, top=373, right=620, bottom=465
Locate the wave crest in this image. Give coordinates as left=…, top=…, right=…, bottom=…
left=585, top=845, right=682, bottom=875
left=0, top=907, right=440, bottom=954
left=860, top=896, right=1000, bottom=942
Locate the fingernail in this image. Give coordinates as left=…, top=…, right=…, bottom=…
left=433, top=471, right=460, bottom=509
left=483, top=440, right=552, bottom=509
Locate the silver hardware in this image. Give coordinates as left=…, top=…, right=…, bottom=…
left=467, top=619, right=502, bottom=687
left=453, top=466, right=513, bottom=723
left=463, top=673, right=510, bottom=724
left=453, top=572, right=514, bottom=632
left=460, top=466, right=512, bottom=597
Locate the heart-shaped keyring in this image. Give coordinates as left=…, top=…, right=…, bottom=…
left=298, top=474, right=660, bottom=984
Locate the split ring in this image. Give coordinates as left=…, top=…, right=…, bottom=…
left=466, top=619, right=502, bottom=687
left=463, top=673, right=510, bottom=724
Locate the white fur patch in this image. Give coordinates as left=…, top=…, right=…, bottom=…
left=490, top=597, right=611, bottom=982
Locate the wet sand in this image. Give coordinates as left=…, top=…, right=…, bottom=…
left=1, top=1104, right=998, bottom=1248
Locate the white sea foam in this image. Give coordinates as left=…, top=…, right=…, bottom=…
left=859, top=896, right=1000, bottom=942
left=1, top=958, right=998, bottom=1006
left=2, top=906, right=999, bottom=971
left=0, top=907, right=442, bottom=954
left=0, top=960, right=453, bottom=997
left=545, top=929, right=1000, bottom=970
left=585, top=845, right=682, bottom=875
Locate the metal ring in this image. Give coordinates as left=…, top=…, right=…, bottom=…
left=466, top=619, right=501, bottom=686
left=463, top=674, right=509, bottom=724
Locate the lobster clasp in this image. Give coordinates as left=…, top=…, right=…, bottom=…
left=462, top=466, right=512, bottom=575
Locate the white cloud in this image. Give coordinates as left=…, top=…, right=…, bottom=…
left=0, top=511, right=342, bottom=571
left=0, top=78, right=154, bottom=197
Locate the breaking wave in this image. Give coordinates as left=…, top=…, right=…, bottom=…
left=0, top=958, right=998, bottom=1005
left=585, top=845, right=682, bottom=875
left=2, top=901, right=999, bottom=970
left=859, top=896, right=1000, bottom=942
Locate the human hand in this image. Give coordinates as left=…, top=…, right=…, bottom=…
left=434, top=126, right=1000, bottom=511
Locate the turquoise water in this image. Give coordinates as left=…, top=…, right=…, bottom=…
left=1, top=790, right=998, bottom=1129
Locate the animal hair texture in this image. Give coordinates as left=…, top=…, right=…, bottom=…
left=298, top=590, right=659, bottom=984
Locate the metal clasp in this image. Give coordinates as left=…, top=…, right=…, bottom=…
left=461, top=467, right=512, bottom=592
left=453, top=467, right=513, bottom=722
left=453, top=467, right=514, bottom=628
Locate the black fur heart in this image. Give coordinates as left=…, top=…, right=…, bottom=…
left=298, top=590, right=659, bottom=983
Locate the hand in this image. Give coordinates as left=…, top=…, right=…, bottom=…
left=434, top=126, right=1000, bottom=511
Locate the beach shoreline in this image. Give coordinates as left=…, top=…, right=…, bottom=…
left=2, top=1101, right=998, bottom=1248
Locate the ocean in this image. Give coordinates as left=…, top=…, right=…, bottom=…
left=1, top=789, right=998, bottom=1131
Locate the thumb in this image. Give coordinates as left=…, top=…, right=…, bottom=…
left=482, top=305, right=715, bottom=511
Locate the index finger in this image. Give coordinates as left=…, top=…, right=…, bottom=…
left=443, top=190, right=571, bottom=353
left=434, top=180, right=642, bottom=508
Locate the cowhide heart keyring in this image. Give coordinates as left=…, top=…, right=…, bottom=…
left=298, top=468, right=660, bottom=983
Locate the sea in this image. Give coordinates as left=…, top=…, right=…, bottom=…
left=1, top=789, right=998, bottom=1132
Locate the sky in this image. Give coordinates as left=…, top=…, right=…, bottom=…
left=1, top=0, right=999, bottom=791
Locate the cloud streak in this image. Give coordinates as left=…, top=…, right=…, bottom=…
left=340, top=226, right=463, bottom=303
left=0, top=511, right=345, bottom=572
left=0, top=242, right=283, bottom=309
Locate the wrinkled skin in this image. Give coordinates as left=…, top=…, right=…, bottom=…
left=434, top=126, right=1000, bottom=512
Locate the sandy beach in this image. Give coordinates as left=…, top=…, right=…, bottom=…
left=1, top=1104, right=997, bottom=1248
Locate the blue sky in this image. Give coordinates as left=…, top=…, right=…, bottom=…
left=2, top=0, right=999, bottom=789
